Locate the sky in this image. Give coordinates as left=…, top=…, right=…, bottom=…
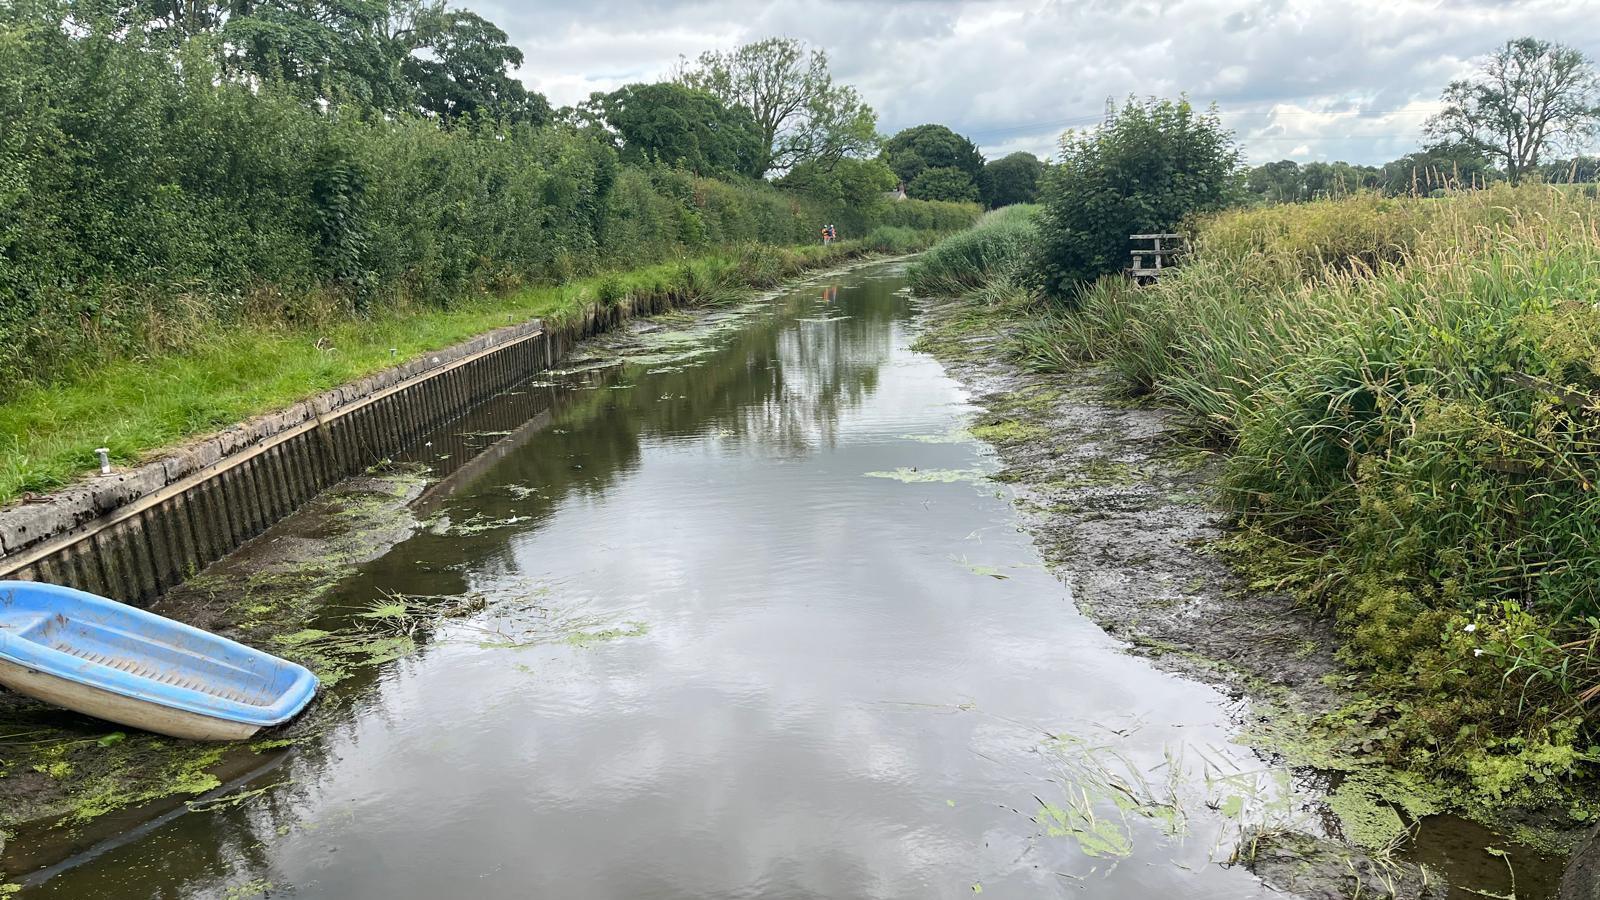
left=462, top=0, right=1600, bottom=166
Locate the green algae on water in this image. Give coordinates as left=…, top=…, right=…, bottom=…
left=864, top=467, right=986, bottom=484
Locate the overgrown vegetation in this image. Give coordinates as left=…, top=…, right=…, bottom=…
left=0, top=3, right=979, bottom=499
left=907, top=205, right=1039, bottom=296
left=914, top=181, right=1600, bottom=815
left=0, top=3, right=976, bottom=407
left=1030, top=98, right=1241, bottom=300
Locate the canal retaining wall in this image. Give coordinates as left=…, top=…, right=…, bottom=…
left=0, top=295, right=669, bottom=606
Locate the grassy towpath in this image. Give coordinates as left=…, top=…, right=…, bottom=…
left=0, top=240, right=906, bottom=507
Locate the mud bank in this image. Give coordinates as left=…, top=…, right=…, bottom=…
left=912, top=294, right=1567, bottom=900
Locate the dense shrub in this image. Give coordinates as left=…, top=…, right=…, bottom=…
left=1031, top=97, right=1241, bottom=301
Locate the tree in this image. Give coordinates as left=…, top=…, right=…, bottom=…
left=584, top=82, right=762, bottom=178
left=908, top=166, right=979, bottom=203
left=675, top=37, right=878, bottom=178
left=218, top=0, right=414, bottom=109
left=1426, top=37, right=1600, bottom=185
left=983, top=151, right=1045, bottom=206
left=1378, top=143, right=1498, bottom=194
left=1246, top=160, right=1305, bottom=203
left=882, top=124, right=985, bottom=197
left=402, top=8, right=550, bottom=124
left=778, top=156, right=897, bottom=205
left=1540, top=155, right=1600, bottom=183
left=1031, top=97, right=1241, bottom=301
left=1299, top=160, right=1379, bottom=198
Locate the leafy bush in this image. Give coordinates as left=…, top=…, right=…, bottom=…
left=1031, top=97, right=1241, bottom=301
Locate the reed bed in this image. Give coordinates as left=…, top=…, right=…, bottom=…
left=920, top=184, right=1600, bottom=803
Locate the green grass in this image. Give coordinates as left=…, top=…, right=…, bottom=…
left=0, top=240, right=893, bottom=504
left=907, top=204, right=1039, bottom=296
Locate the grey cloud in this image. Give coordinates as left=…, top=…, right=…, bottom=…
left=466, top=0, right=1600, bottom=164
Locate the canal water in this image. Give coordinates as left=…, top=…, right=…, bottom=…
left=4, top=261, right=1538, bottom=898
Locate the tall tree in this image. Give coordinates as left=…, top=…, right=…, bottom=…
left=218, top=0, right=411, bottom=109
left=583, top=82, right=762, bottom=177
left=402, top=7, right=548, bottom=124
left=675, top=37, right=878, bottom=178
left=983, top=151, right=1045, bottom=207
left=1246, top=160, right=1304, bottom=203
left=882, top=124, right=985, bottom=200
left=1427, top=37, right=1600, bottom=185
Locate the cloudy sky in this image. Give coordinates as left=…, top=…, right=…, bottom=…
left=463, top=0, right=1600, bottom=166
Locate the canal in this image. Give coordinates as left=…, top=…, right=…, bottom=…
left=3, top=260, right=1517, bottom=898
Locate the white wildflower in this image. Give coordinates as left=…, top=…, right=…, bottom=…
left=1463, top=623, right=1477, bottom=633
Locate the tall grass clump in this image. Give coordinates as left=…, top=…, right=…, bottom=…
left=907, top=205, right=1039, bottom=296
left=1048, top=184, right=1600, bottom=801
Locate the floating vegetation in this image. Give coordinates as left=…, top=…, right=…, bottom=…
left=1038, top=792, right=1135, bottom=858
left=952, top=556, right=1012, bottom=580
left=864, top=467, right=986, bottom=484
left=905, top=428, right=973, bottom=444
left=969, top=420, right=1047, bottom=444
left=1030, top=731, right=1307, bottom=868
left=434, top=512, right=536, bottom=536
left=563, top=621, right=651, bottom=648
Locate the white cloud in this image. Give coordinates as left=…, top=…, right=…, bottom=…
left=462, top=0, right=1600, bottom=165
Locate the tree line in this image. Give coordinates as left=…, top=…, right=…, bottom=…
left=0, top=1, right=982, bottom=392
left=1246, top=37, right=1600, bottom=202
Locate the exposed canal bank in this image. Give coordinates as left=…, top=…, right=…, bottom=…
left=0, top=259, right=1565, bottom=898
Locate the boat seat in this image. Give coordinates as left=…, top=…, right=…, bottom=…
left=0, top=611, right=56, bottom=639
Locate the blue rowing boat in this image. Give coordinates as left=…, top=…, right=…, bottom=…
left=0, top=581, right=317, bottom=741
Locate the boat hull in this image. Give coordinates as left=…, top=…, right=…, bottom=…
left=0, top=657, right=262, bottom=742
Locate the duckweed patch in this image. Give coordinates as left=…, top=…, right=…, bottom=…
left=563, top=621, right=651, bottom=648
left=969, top=420, right=1046, bottom=444
left=864, top=467, right=986, bottom=484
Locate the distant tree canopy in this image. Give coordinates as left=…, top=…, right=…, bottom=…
left=581, top=82, right=763, bottom=178
left=1427, top=37, right=1600, bottom=184
left=1244, top=144, right=1501, bottom=203
left=983, top=152, right=1045, bottom=207
left=908, top=166, right=980, bottom=204
left=883, top=124, right=986, bottom=201
left=81, top=0, right=553, bottom=122
left=401, top=7, right=550, bottom=124
left=1032, top=97, right=1241, bottom=300
left=675, top=37, right=879, bottom=178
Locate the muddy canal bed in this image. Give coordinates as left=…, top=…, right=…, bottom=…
left=0, top=261, right=1555, bottom=898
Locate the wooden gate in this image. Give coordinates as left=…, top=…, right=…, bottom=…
left=1129, top=233, right=1187, bottom=283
